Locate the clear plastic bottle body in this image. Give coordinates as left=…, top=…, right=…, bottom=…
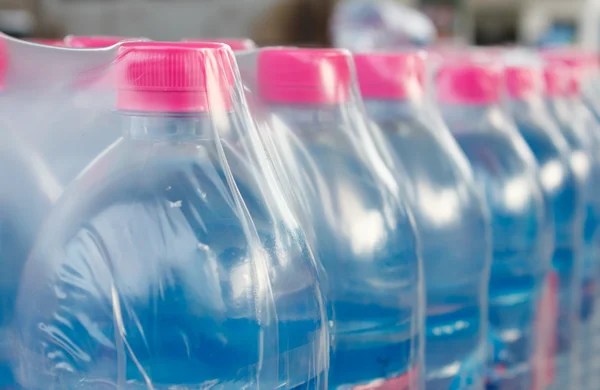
left=545, top=97, right=600, bottom=390
left=267, top=104, right=422, bottom=389
left=576, top=94, right=600, bottom=390
left=509, top=98, right=585, bottom=390
left=13, top=114, right=329, bottom=389
left=440, top=104, right=548, bottom=390
left=364, top=99, right=490, bottom=390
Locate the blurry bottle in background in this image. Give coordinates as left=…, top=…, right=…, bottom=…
left=436, top=59, right=549, bottom=390
left=504, top=62, right=584, bottom=390
left=354, top=51, right=491, bottom=390
left=543, top=59, right=600, bottom=390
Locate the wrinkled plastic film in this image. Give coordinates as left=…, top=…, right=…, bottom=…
left=235, top=47, right=425, bottom=389
left=0, top=37, right=330, bottom=388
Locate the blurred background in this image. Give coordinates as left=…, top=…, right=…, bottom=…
left=1, top=0, right=599, bottom=49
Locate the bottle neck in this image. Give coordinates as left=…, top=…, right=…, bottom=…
left=123, top=112, right=219, bottom=141
left=438, top=101, right=512, bottom=135
left=363, top=99, right=420, bottom=124
left=267, top=102, right=347, bottom=138
left=508, top=96, right=547, bottom=117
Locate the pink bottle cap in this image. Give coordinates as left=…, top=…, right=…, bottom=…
left=258, top=48, right=352, bottom=105
left=436, top=63, right=501, bottom=105
left=115, top=42, right=235, bottom=113
left=64, top=35, right=145, bottom=48
left=505, top=66, right=541, bottom=100
left=183, top=38, right=256, bottom=51
left=543, top=64, right=573, bottom=98
left=353, top=52, right=425, bottom=100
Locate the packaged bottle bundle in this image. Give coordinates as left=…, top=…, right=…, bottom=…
left=434, top=56, right=550, bottom=390
left=235, top=47, right=425, bottom=389
left=352, top=51, right=491, bottom=390
left=0, top=38, right=331, bottom=388
left=502, top=57, right=585, bottom=390
left=542, top=58, right=600, bottom=390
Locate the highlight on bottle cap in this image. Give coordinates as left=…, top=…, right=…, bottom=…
left=64, top=35, right=147, bottom=48
left=0, top=37, right=7, bottom=90
left=257, top=48, right=352, bottom=105
left=115, top=42, right=235, bottom=113
left=353, top=51, right=426, bottom=101
left=436, top=61, right=502, bottom=105
left=183, top=38, right=256, bottom=52
left=504, top=66, right=542, bottom=100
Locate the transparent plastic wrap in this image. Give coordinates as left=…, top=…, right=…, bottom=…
left=352, top=51, right=491, bottom=390
left=541, top=58, right=600, bottom=390
left=235, top=47, right=425, bottom=389
left=434, top=55, right=551, bottom=390
left=183, top=38, right=257, bottom=52
left=0, top=39, right=330, bottom=388
left=501, top=54, right=586, bottom=390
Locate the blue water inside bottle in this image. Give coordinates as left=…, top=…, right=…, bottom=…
left=440, top=104, right=548, bottom=390
left=0, top=130, right=58, bottom=389
left=510, top=98, right=585, bottom=390
left=363, top=99, right=490, bottom=390
left=266, top=104, right=422, bottom=389
left=546, top=97, right=600, bottom=390
left=13, top=114, right=329, bottom=389
left=577, top=93, right=600, bottom=390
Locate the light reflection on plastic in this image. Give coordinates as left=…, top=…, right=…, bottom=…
left=540, top=160, right=565, bottom=192
left=417, top=185, right=459, bottom=226
left=503, top=176, right=531, bottom=211
left=339, top=183, right=386, bottom=256
left=571, top=151, right=591, bottom=181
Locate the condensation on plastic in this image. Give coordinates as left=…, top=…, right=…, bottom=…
left=351, top=50, right=492, bottom=390
left=541, top=53, right=600, bottom=390
left=432, top=53, right=552, bottom=390
left=234, top=47, right=425, bottom=389
left=330, top=0, right=436, bottom=51
left=498, top=49, right=587, bottom=390
left=0, top=37, right=330, bottom=388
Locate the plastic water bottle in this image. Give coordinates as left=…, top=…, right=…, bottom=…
left=256, top=48, right=423, bottom=389
left=505, top=64, right=585, bottom=390
left=13, top=42, right=329, bottom=389
left=436, top=61, right=548, bottom=390
left=543, top=62, right=600, bottom=390
left=354, top=52, right=490, bottom=390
